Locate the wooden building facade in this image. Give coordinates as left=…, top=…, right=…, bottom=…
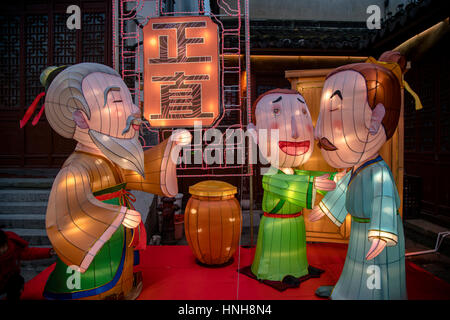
left=0, top=0, right=112, bottom=168
left=0, top=0, right=449, bottom=228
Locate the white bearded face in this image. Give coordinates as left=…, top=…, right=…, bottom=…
left=255, top=92, right=314, bottom=169
left=315, top=70, right=387, bottom=169
left=73, top=72, right=145, bottom=176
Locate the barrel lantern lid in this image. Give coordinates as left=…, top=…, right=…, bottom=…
left=189, top=180, right=237, bottom=198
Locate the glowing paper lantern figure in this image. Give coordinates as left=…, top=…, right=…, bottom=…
left=311, top=51, right=422, bottom=300
left=184, top=180, right=241, bottom=266
left=246, top=89, right=337, bottom=284
left=22, top=63, right=191, bottom=300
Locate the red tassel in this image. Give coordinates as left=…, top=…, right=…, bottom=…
left=31, top=103, right=45, bottom=126
left=130, top=221, right=147, bottom=250
left=20, top=92, right=45, bottom=128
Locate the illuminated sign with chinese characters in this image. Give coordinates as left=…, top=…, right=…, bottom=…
left=143, top=16, right=220, bottom=128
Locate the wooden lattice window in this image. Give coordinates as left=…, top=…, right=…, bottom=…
left=25, top=15, right=49, bottom=107
left=53, top=13, right=77, bottom=66
left=81, top=13, right=106, bottom=64
left=0, top=0, right=111, bottom=168
left=439, top=56, right=450, bottom=153
left=0, top=15, right=21, bottom=110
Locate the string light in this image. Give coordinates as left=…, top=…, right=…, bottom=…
left=114, top=0, right=251, bottom=177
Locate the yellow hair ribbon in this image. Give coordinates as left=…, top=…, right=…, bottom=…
left=365, top=56, right=423, bottom=110
left=403, top=80, right=423, bottom=110
left=365, top=57, right=403, bottom=87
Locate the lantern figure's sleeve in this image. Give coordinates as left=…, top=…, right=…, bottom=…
left=318, top=171, right=351, bottom=227
left=367, top=165, right=401, bottom=246
left=262, top=172, right=315, bottom=209
left=315, top=171, right=338, bottom=196
left=121, top=137, right=179, bottom=197
left=46, top=164, right=126, bottom=272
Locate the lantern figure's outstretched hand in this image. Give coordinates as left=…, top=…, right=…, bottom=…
left=309, top=205, right=325, bottom=222
left=170, top=129, right=192, bottom=146
left=334, top=169, right=347, bottom=183
left=313, top=174, right=336, bottom=191
left=122, top=208, right=142, bottom=229
left=123, top=130, right=192, bottom=198
left=365, top=238, right=387, bottom=260
left=169, top=129, right=192, bottom=164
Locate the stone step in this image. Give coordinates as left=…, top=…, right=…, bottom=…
left=21, top=262, right=55, bottom=283
left=0, top=189, right=51, bottom=202
left=240, top=199, right=258, bottom=210
left=404, top=219, right=450, bottom=257
left=3, top=228, right=50, bottom=246
left=19, top=244, right=56, bottom=268
left=240, top=226, right=260, bottom=247
left=0, top=202, right=47, bottom=215
left=21, top=257, right=56, bottom=268
left=0, top=168, right=58, bottom=179
left=0, top=178, right=54, bottom=189
left=0, top=214, right=45, bottom=229
left=242, top=209, right=262, bottom=227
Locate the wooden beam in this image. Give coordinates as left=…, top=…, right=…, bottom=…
left=394, top=18, right=450, bottom=62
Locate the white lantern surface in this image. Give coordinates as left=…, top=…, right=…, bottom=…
left=20, top=63, right=191, bottom=300
left=311, top=51, right=422, bottom=300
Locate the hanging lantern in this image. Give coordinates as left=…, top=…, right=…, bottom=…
left=185, top=180, right=242, bottom=266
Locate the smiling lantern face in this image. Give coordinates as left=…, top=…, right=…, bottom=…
left=254, top=91, right=314, bottom=169
left=315, top=70, right=387, bottom=169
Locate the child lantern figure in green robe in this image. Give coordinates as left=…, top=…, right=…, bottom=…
left=247, top=89, right=338, bottom=286
left=310, top=51, right=422, bottom=299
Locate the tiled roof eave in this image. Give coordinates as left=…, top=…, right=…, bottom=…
left=221, top=0, right=448, bottom=55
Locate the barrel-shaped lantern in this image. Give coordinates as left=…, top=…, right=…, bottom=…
left=185, top=180, right=242, bottom=266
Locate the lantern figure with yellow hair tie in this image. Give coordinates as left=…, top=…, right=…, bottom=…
left=20, top=63, right=192, bottom=300
left=310, top=51, right=422, bottom=300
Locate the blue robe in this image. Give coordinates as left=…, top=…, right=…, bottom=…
left=320, top=156, right=407, bottom=300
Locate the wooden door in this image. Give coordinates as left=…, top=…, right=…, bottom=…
left=285, top=68, right=404, bottom=243
left=0, top=0, right=112, bottom=168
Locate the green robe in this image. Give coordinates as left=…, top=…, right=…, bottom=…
left=251, top=169, right=335, bottom=281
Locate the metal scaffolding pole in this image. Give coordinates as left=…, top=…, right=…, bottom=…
left=244, top=0, right=253, bottom=247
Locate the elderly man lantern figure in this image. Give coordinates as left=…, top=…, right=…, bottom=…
left=310, top=51, right=421, bottom=300
left=21, top=63, right=191, bottom=300
left=246, top=89, right=337, bottom=286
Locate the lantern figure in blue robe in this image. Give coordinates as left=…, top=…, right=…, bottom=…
left=310, top=51, right=422, bottom=300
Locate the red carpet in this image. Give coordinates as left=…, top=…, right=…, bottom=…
left=22, top=243, right=450, bottom=300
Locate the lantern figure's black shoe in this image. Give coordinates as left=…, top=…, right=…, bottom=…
left=315, top=285, right=334, bottom=298
left=282, top=275, right=301, bottom=288
left=238, top=265, right=324, bottom=292
left=308, top=265, right=325, bottom=276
